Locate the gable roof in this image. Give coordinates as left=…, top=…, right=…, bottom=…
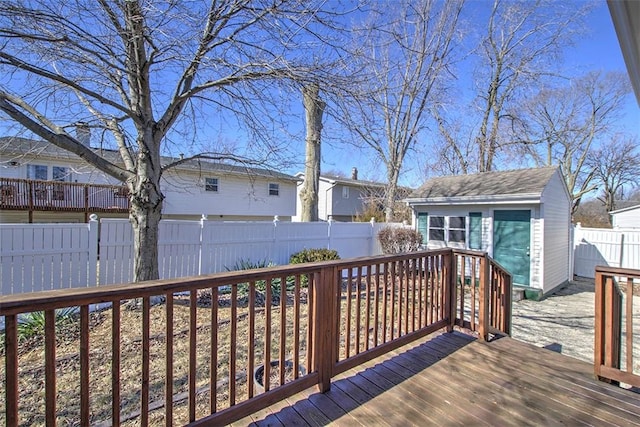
left=0, top=136, right=297, bottom=182
left=407, top=167, right=560, bottom=204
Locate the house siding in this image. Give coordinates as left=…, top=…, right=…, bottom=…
left=540, top=170, right=572, bottom=293
left=611, top=207, right=640, bottom=229
left=162, top=171, right=296, bottom=219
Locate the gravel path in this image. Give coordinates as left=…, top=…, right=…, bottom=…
left=511, top=278, right=640, bottom=371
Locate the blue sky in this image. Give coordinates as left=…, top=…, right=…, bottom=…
left=317, top=0, right=640, bottom=187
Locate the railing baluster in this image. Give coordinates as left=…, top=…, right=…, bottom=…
left=345, top=268, right=352, bottom=358
left=189, top=290, right=197, bottom=422
left=355, top=267, right=362, bottom=353
left=382, top=262, right=389, bottom=343
left=80, top=305, right=90, bottom=426
left=373, top=263, right=380, bottom=347
left=248, top=281, right=256, bottom=399
left=5, top=314, right=19, bottom=427
left=45, top=309, right=56, bottom=425
left=230, top=284, right=238, bottom=406
left=365, top=265, right=372, bottom=351
left=293, top=275, right=301, bottom=379
left=166, top=292, right=174, bottom=426
left=112, top=302, right=121, bottom=425
left=626, top=277, right=633, bottom=374
left=210, top=286, right=218, bottom=413
left=279, top=275, right=286, bottom=387
left=264, top=279, right=272, bottom=392
left=141, top=297, right=150, bottom=426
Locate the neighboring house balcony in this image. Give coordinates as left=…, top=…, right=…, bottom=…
left=0, top=177, right=129, bottom=221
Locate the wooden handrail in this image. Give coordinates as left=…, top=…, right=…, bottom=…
left=594, top=265, right=640, bottom=388
left=0, top=249, right=510, bottom=426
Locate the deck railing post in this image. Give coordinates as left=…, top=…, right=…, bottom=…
left=313, top=265, right=338, bottom=393
left=444, top=251, right=456, bottom=332
left=594, top=270, right=605, bottom=380
left=478, top=255, right=490, bottom=341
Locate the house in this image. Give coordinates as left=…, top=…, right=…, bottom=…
left=0, top=136, right=299, bottom=223
left=294, top=168, right=389, bottom=222
left=405, top=166, right=572, bottom=298
left=609, top=204, right=640, bottom=229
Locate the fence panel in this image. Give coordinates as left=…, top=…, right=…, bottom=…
left=200, top=221, right=277, bottom=274
left=573, top=226, right=640, bottom=278
left=99, top=219, right=134, bottom=285
left=328, top=222, right=373, bottom=259
left=273, top=222, right=330, bottom=264
left=0, top=221, right=97, bottom=295
left=158, top=220, right=202, bottom=279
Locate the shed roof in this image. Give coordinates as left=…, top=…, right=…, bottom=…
left=609, top=203, right=640, bottom=215
left=408, top=167, right=559, bottom=200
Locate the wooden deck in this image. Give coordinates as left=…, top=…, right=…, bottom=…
left=232, top=331, right=640, bottom=426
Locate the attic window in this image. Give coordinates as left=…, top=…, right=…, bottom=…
left=268, top=183, right=279, bottom=196
left=342, top=186, right=350, bottom=199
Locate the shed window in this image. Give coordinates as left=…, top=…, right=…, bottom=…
left=205, top=177, right=219, bottom=192
left=429, top=216, right=445, bottom=241
left=449, top=216, right=466, bottom=243
left=268, top=183, right=280, bottom=196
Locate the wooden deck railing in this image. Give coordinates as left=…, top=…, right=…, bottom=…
left=0, top=177, right=129, bottom=220
left=0, top=249, right=511, bottom=426
left=594, top=266, right=640, bottom=388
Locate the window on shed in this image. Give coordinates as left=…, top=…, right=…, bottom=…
left=205, top=177, right=219, bottom=192
left=449, top=216, right=466, bottom=243
left=469, top=212, right=482, bottom=249
left=417, top=212, right=428, bottom=243
left=268, top=183, right=280, bottom=196
left=429, top=216, right=445, bottom=241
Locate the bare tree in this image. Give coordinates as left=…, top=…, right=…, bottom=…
left=299, top=83, right=325, bottom=222
left=0, top=0, right=351, bottom=281
left=587, top=134, right=640, bottom=214
left=517, top=71, right=632, bottom=213
left=337, top=0, right=464, bottom=221
left=434, top=0, right=588, bottom=174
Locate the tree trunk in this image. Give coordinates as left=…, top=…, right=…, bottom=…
left=299, top=84, right=325, bottom=222
left=128, top=146, right=164, bottom=282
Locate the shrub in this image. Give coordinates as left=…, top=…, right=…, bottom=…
left=377, top=227, right=423, bottom=254
left=289, top=248, right=340, bottom=264
left=17, top=308, right=77, bottom=341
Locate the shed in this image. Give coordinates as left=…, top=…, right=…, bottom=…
left=405, top=167, right=572, bottom=298
left=609, top=204, right=640, bottom=229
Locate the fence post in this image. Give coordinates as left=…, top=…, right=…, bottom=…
left=88, top=214, right=99, bottom=287
left=199, top=215, right=207, bottom=276
left=369, top=217, right=376, bottom=256
left=478, top=254, right=490, bottom=341
left=327, top=216, right=334, bottom=250
left=272, top=215, right=280, bottom=263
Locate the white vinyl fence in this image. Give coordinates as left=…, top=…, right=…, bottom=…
left=1, top=216, right=400, bottom=296
left=573, top=225, right=640, bottom=278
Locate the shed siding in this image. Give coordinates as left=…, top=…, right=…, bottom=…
left=611, top=207, right=640, bottom=229
left=540, top=171, right=571, bottom=293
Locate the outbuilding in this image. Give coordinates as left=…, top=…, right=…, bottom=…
left=405, top=166, right=572, bottom=298
left=609, top=204, right=640, bottom=229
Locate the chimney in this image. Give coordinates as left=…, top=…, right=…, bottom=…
left=75, top=122, right=91, bottom=147
left=351, top=167, right=358, bottom=180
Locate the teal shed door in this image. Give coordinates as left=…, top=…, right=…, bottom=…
left=493, top=210, right=531, bottom=286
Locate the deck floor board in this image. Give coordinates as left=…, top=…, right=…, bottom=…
left=246, top=332, right=640, bottom=426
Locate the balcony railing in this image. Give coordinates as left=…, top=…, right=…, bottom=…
left=0, top=249, right=511, bottom=426
left=594, top=266, right=640, bottom=388
left=0, top=177, right=129, bottom=218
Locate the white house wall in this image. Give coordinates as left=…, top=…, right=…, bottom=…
left=162, top=171, right=296, bottom=219
left=540, top=171, right=572, bottom=293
